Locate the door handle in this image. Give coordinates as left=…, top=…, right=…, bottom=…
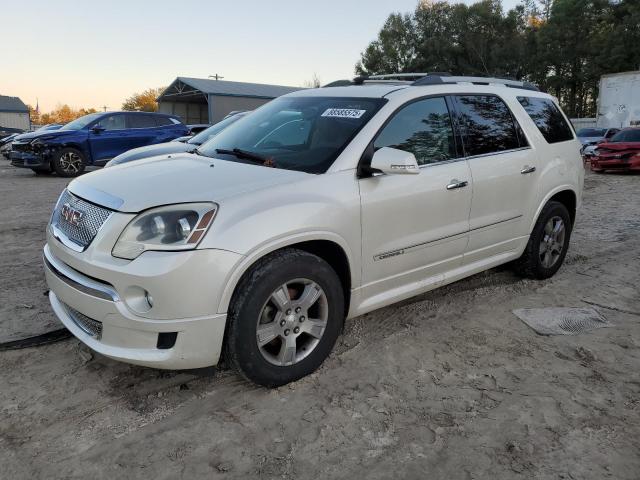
left=520, top=165, right=536, bottom=174
left=446, top=179, right=468, bottom=190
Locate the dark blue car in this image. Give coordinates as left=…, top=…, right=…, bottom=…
left=9, top=111, right=188, bottom=176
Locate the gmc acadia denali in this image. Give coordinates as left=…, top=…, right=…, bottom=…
left=43, top=74, right=583, bottom=386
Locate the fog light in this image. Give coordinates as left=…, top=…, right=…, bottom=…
left=145, top=292, right=154, bottom=308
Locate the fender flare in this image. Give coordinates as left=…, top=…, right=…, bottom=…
left=528, top=184, right=577, bottom=232
left=217, top=230, right=357, bottom=314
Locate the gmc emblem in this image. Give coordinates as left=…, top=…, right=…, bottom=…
left=61, top=203, right=84, bottom=227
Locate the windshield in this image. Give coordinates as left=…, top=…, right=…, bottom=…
left=577, top=128, right=605, bottom=137
left=59, top=113, right=103, bottom=131
left=609, top=129, right=640, bottom=142
left=188, top=113, right=246, bottom=145
left=197, top=96, right=386, bottom=173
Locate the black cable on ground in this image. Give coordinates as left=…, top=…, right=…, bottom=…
left=0, top=328, right=72, bottom=351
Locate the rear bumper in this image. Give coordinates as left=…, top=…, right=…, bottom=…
left=9, top=150, right=51, bottom=169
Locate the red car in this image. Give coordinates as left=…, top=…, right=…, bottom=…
left=591, top=128, right=640, bottom=173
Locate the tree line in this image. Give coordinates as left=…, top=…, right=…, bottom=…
left=356, top=0, right=640, bottom=118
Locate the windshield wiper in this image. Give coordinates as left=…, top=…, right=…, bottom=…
left=215, top=148, right=271, bottom=165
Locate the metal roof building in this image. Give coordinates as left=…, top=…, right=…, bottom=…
left=0, top=95, right=30, bottom=131
left=157, top=77, right=302, bottom=124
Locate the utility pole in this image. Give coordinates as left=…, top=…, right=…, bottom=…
left=102, top=105, right=108, bottom=112
left=208, top=74, right=224, bottom=80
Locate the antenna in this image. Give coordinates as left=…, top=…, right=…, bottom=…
left=208, top=74, right=225, bottom=80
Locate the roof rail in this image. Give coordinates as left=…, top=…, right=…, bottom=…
left=323, top=73, right=540, bottom=92
left=412, top=74, right=540, bottom=91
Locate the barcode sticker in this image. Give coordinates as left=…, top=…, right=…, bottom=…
left=321, top=108, right=367, bottom=119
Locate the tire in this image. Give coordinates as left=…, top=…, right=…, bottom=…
left=513, top=201, right=572, bottom=280
left=225, top=248, right=345, bottom=387
left=591, top=168, right=604, bottom=173
left=52, top=148, right=86, bottom=177
left=31, top=168, right=52, bottom=175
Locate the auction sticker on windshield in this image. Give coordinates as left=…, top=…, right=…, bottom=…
left=321, top=108, right=367, bottom=119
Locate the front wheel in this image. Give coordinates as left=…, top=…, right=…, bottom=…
left=513, top=201, right=572, bottom=279
left=53, top=147, right=86, bottom=177
left=225, top=249, right=344, bottom=387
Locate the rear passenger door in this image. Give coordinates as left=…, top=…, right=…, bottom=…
left=452, top=94, right=538, bottom=263
left=126, top=113, right=161, bottom=150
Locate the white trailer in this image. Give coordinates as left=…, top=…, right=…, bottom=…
left=597, top=70, right=640, bottom=128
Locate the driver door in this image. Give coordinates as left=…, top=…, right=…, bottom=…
left=358, top=96, right=472, bottom=309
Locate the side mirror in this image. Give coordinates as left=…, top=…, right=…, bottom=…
left=91, top=125, right=105, bottom=133
left=370, top=147, right=420, bottom=175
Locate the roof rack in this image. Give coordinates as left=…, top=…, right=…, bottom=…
left=323, top=72, right=539, bottom=92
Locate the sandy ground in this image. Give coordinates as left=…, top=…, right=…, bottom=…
left=0, top=163, right=638, bottom=480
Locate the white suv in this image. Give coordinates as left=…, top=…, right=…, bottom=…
left=44, top=74, right=583, bottom=386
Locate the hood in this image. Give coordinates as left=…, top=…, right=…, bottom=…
left=597, top=141, right=640, bottom=153
left=12, top=129, right=76, bottom=142
left=69, top=153, right=310, bottom=212
left=578, top=136, right=602, bottom=145
left=107, top=141, right=194, bottom=166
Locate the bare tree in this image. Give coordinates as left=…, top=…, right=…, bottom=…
left=303, top=73, right=322, bottom=88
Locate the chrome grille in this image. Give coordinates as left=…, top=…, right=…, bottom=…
left=64, top=303, right=103, bottom=339
left=50, top=190, right=112, bottom=250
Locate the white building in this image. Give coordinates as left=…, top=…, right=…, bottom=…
left=0, top=95, right=30, bottom=131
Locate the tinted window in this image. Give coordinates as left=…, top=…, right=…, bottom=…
left=455, top=95, right=522, bottom=156
left=128, top=114, right=157, bottom=129
left=374, top=97, right=456, bottom=165
left=609, top=129, right=640, bottom=142
left=155, top=116, right=174, bottom=126
left=96, top=114, right=126, bottom=131
left=517, top=97, right=574, bottom=144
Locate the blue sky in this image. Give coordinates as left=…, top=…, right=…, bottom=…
left=0, top=0, right=520, bottom=112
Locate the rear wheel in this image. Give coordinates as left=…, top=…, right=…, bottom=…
left=53, top=148, right=86, bottom=177
left=225, top=248, right=344, bottom=387
left=513, top=201, right=572, bottom=279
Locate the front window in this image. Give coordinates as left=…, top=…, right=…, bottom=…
left=197, top=96, right=386, bottom=173
left=96, top=114, right=126, bottom=131
left=610, top=129, right=640, bottom=142
left=59, top=113, right=103, bottom=131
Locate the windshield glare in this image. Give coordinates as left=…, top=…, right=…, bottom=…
left=60, top=113, right=103, bottom=131
left=610, top=129, right=640, bottom=143
left=197, top=96, right=386, bottom=173
left=188, top=113, right=246, bottom=145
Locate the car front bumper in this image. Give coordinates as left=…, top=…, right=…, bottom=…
left=591, top=157, right=640, bottom=171
left=9, top=150, right=51, bottom=169
left=44, top=236, right=243, bottom=369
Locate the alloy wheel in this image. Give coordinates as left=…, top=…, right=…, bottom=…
left=256, top=278, right=329, bottom=366
left=58, top=151, right=83, bottom=174
left=539, top=216, right=566, bottom=268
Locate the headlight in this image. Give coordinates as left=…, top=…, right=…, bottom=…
left=112, top=202, right=218, bottom=260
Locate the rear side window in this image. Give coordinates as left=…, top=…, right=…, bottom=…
left=517, top=97, right=574, bottom=144
left=155, top=116, right=174, bottom=126
left=454, top=95, right=523, bottom=156
left=374, top=96, right=457, bottom=165
left=127, top=114, right=157, bottom=129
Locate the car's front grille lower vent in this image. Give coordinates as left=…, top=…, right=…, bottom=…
left=63, top=303, right=103, bottom=339
left=50, top=190, right=112, bottom=250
